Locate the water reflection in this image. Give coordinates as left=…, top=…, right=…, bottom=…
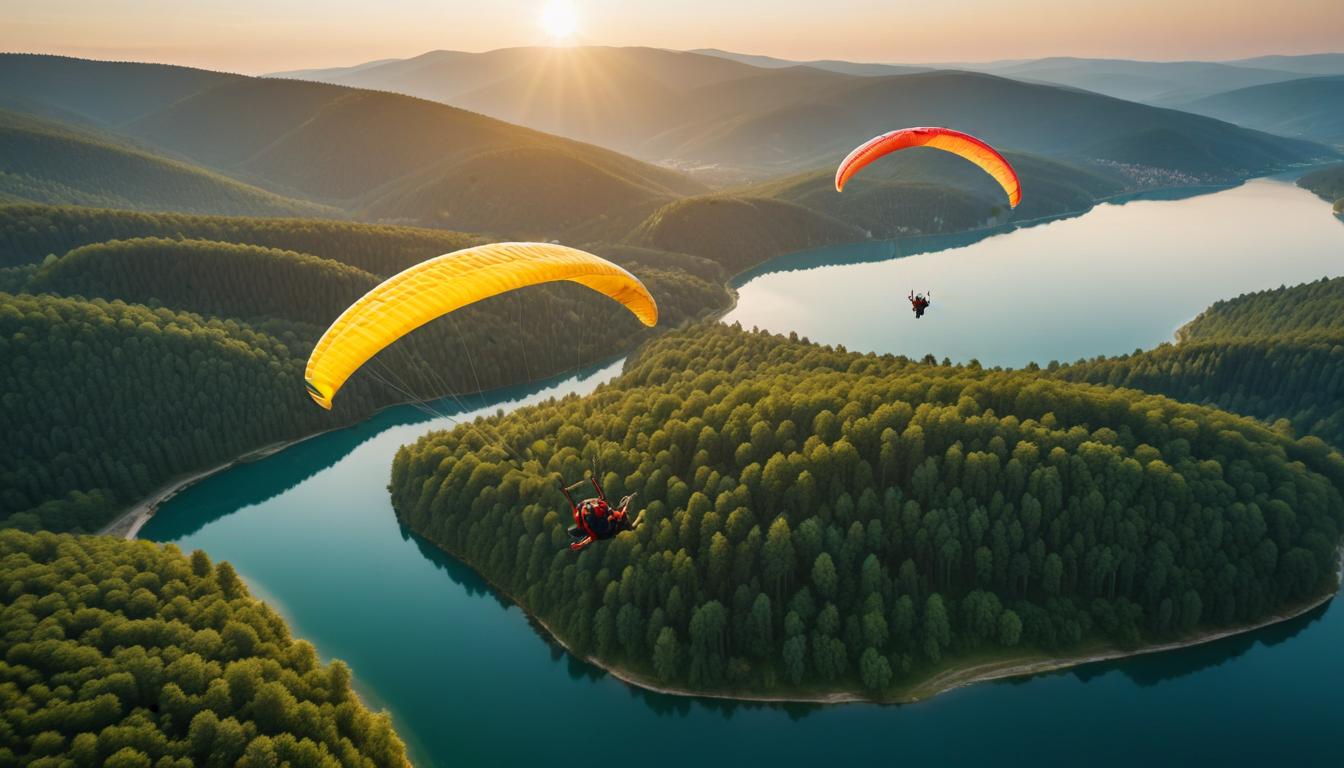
left=731, top=184, right=1236, bottom=287
left=154, top=362, right=623, bottom=539
left=393, top=480, right=1336, bottom=729
left=725, top=175, right=1344, bottom=368
left=1075, top=599, right=1332, bottom=688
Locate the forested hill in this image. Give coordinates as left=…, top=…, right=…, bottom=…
left=0, top=530, right=409, bottom=766
left=29, top=238, right=378, bottom=325
left=1298, top=164, right=1344, bottom=214
left=390, top=323, right=1343, bottom=699
left=1, top=210, right=732, bottom=533
left=1178, top=276, right=1344, bottom=341
left=628, top=197, right=865, bottom=274
left=1055, top=276, right=1344, bottom=449
left=0, top=204, right=483, bottom=271
left=621, top=152, right=1131, bottom=273
left=0, top=110, right=331, bottom=218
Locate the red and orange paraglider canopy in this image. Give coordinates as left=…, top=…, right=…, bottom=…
left=835, top=127, right=1022, bottom=208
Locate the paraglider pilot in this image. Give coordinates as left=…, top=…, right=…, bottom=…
left=562, top=476, right=638, bottom=551
left=909, top=290, right=931, bottom=319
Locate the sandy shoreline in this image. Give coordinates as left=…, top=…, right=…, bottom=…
left=99, top=429, right=342, bottom=540
left=491, top=545, right=1342, bottom=706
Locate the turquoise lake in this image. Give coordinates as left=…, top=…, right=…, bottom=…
left=726, top=175, right=1344, bottom=367
left=142, top=174, right=1344, bottom=767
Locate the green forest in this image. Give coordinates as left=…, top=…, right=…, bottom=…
left=0, top=530, right=408, bottom=766
left=1057, top=276, right=1344, bottom=447
left=1, top=208, right=731, bottom=533
left=1298, top=163, right=1344, bottom=213
left=0, top=205, right=481, bottom=271
left=389, top=323, right=1344, bottom=697
left=1178, top=275, right=1344, bottom=340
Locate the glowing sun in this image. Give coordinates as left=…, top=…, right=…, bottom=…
left=540, top=1, right=579, bottom=42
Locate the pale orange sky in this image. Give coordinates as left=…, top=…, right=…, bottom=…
left=3, top=0, right=1342, bottom=74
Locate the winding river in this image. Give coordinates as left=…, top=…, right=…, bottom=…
left=142, top=174, right=1344, bottom=767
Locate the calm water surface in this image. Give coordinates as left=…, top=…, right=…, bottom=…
left=726, top=176, right=1344, bottom=366
left=143, top=177, right=1344, bottom=767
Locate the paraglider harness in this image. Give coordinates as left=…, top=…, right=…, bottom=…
left=561, top=476, right=639, bottom=551
left=908, top=290, right=932, bottom=319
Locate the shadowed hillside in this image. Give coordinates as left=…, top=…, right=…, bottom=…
left=1174, top=77, right=1344, bottom=146
left=628, top=196, right=864, bottom=273
left=968, top=57, right=1308, bottom=104
left=29, top=238, right=378, bottom=325
left=0, top=204, right=483, bottom=271
left=1298, top=164, right=1344, bottom=214
left=0, top=110, right=333, bottom=217
left=0, top=53, right=239, bottom=125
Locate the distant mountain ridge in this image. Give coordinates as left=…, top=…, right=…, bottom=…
left=265, top=46, right=1334, bottom=181
left=688, top=48, right=928, bottom=77
left=960, top=56, right=1318, bottom=105
left=1173, top=76, right=1344, bottom=147
left=0, top=53, right=707, bottom=237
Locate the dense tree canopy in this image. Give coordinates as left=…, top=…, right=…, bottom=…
left=2, top=227, right=729, bottom=532
left=0, top=294, right=331, bottom=531
left=629, top=196, right=864, bottom=274
left=0, top=204, right=481, bottom=271
left=1057, top=276, right=1344, bottom=448
left=29, top=238, right=377, bottom=326
left=1055, top=333, right=1344, bottom=449
left=1177, top=276, right=1344, bottom=341
left=0, top=180, right=738, bottom=534
left=1298, top=163, right=1344, bottom=212
left=390, top=324, right=1344, bottom=698
left=0, top=530, right=408, bottom=767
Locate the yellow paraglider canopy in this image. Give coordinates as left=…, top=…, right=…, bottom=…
left=305, top=242, right=658, bottom=409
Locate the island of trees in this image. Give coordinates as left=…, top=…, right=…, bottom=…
left=0, top=530, right=408, bottom=766
left=390, top=322, right=1344, bottom=698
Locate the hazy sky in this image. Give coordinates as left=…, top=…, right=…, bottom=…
left=4, top=0, right=1342, bottom=74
